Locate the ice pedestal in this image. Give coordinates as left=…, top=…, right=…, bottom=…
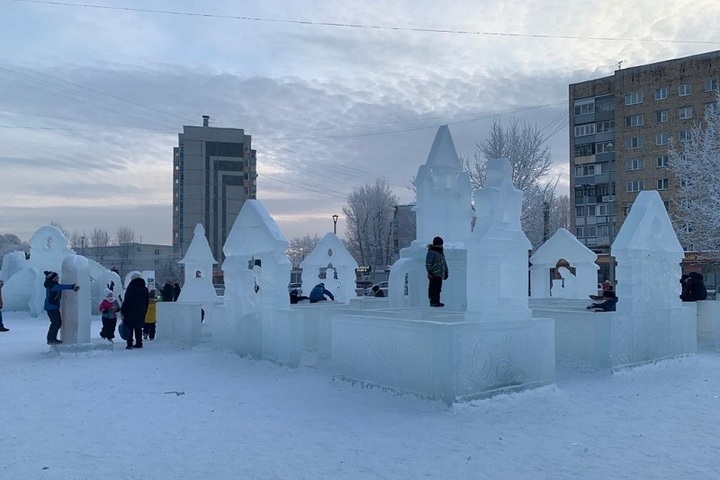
left=696, top=300, right=720, bottom=350
left=157, top=302, right=202, bottom=346
left=331, top=311, right=554, bottom=405
left=59, top=255, right=91, bottom=345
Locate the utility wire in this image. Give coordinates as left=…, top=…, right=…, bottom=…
left=11, top=0, right=720, bottom=45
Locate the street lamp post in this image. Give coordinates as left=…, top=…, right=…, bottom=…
left=332, top=214, right=339, bottom=234
left=80, top=236, right=85, bottom=257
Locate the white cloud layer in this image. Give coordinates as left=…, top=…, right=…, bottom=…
left=1, top=0, right=719, bottom=243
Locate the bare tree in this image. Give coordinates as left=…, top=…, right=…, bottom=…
left=464, top=117, right=560, bottom=249
left=115, top=226, right=136, bottom=276
left=287, top=234, right=320, bottom=267
left=89, top=228, right=111, bottom=264
left=343, top=178, right=398, bottom=267
left=669, top=92, right=720, bottom=250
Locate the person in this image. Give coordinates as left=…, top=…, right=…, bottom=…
left=161, top=278, right=174, bottom=302
left=98, top=288, right=120, bottom=341
left=0, top=278, right=8, bottom=332
left=426, top=236, right=449, bottom=307
left=289, top=289, right=310, bottom=304
left=308, top=282, right=335, bottom=303
left=681, top=272, right=708, bottom=302
left=371, top=284, right=385, bottom=297
left=43, top=271, right=79, bottom=345
left=143, top=289, right=158, bottom=340
left=173, top=282, right=182, bottom=301
left=121, top=274, right=150, bottom=349
left=587, top=288, right=618, bottom=312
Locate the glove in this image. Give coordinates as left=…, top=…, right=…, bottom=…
left=72, top=284, right=80, bottom=292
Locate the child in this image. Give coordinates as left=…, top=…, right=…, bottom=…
left=98, top=288, right=120, bottom=341
left=143, top=289, right=158, bottom=340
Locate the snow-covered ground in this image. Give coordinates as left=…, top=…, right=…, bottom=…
left=1, top=310, right=719, bottom=480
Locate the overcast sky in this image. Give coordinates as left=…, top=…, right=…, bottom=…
left=2, top=0, right=720, bottom=245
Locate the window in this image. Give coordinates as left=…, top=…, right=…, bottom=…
left=678, top=84, right=692, bottom=96
left=623, top=205, right=632, bottom=216
left=705, top=78, right=718, bottom=92
left=587, top=205, right=596, bottom=216
left=679, top=106, right=693, bottom=120
left=627, top=180, right=644, bottom=192
left=575, top=164, right=596, bottom=177
left=576, top=226, right=585, bottom=237
left=586, top=226, right=597, bottom=237
left=597, top=205, right=609, bottom=216
left=626, top=158, right=645, bottom=170
left=575, top=144, right=593, bottom=157
left=656, top=110, right=668, bottom=123
left=657, top=178, right=669, bottom=190
left=655, top=87, right=668, bottom=100
left=656, top=133, right=669, bottom=146
left=595, top=95, right=615, bottom=112
left=574, top=99, right=595, bottom=116
left=657, top=155, right=669, bottom=168
left=596, top=141, right=614, bottom=154
left=625, top=114, right=645, bottom=127
left=596, top=120, right=615, bottom=133
left=680, top=130, right=693, bottom=143
left=574, top=123, right=596, bottom=137
left=575, top=206, right=584, bottom=217
left=625, top=92, right=643, bottom=105
left=626, top=136, right=644, bottom=149
left=597, top=225, right=609, bottom=237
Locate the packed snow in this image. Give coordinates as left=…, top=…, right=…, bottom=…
left=1, top=311, right=718, bottom=480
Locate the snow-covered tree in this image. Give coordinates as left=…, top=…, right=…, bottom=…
left=286, top=234, right=320, bottom=267
left=669, top=92, right=720, bottom=250
left=343, top=178, right=398, bottom=267
left=464, top=117, right=561, bottom=249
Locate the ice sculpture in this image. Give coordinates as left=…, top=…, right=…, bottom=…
left=529, top=228, right=598, bottom=299
left=466, top=158, right=532, bottom=317
left=177, top=224, right=219, bottom=305
left=389, top=125, right=472, bottom=309
left=300, top=233, right=357, bottom=303
left=59, top=254, right=91, bottom=344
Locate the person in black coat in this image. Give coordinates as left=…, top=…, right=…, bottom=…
left=681, top=272, right=708, bottom=301
left=173, top=282, right=182, bottom=301
left=121, top=276, right=150, bottom=349
left=161, top=278, right=174, bottom=302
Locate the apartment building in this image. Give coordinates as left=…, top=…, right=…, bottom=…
left=173, top=116, right=257, bottom=265
left=569, top=50, right=720, bottom=260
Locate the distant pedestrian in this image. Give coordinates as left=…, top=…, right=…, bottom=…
left=309, top=283, right=335, bottom=303
left=43, top=271, right=79, bottom=345
left=426, top=236, right=449, bottom=307
left=98, top=288, right=120, bottom=341
left=681, top=272, right=708, bottom=302
left=121, top=274, right=150, bottom=349
left=371, top=285, right=385, bottom=297
left=161, top=278, right=174, bottom=302
left=173, top=282, right=182, bottom=301
left=143, top=290, right=158, bottom=340
left=0, top=278, right=8, bottom=332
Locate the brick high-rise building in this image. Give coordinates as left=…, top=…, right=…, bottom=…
left=569, top=50, right=720, bottom=268
left=173, top=116, right=257, bottom=265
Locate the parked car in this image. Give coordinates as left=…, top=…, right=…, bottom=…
left=288, top=282, right=303, bottom=295
left=355, top=280, right=373, bottom=296
left=365, top=281, right=389, bottom=297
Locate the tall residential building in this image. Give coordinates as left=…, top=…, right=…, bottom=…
left=569, top=50, right=720, bottom=263
left=173, top=116, right=257, bottom=265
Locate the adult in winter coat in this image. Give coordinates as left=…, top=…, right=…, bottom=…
left=173, top=283, right=182, bottom=301
left=121, top=275, right=150, bottom=349
left=425, top=236, right=449, bottom=307
left=309, top=283, right=335, bottom=303
left=43, top=271, right=79, bottom=344
left=681, top=272, right=708, bottom=301
left=161, top=278, right=175, bottom=302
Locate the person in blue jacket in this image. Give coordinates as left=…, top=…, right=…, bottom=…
left=309, top=283, right=335, bottom=303
left=43, top=270, right=79, bottom=344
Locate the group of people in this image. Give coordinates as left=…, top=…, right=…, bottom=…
left=36, top=271, right=179, bottom=349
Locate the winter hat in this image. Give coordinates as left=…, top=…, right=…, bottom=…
left=103, top=288, right=114, bottom=297
left=44, top=271, right=58, bottom=280
left=432, top=236, right=444, bottom=246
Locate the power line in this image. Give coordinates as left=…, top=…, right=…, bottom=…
left=12, top=0, right=720, bottom=45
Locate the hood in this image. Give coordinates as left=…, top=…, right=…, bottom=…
left=689, top=272, right=704, bottom=280
left=128, top=277, right=146, bottom=288
left=427, top=244, right=444, bottom=252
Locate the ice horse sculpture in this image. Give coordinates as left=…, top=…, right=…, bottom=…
left=300, top=233, right=357, bottom=303
left=213, top=200, right=303, bottom=366
left=388, top=125, right=473, bottom=309
left=529, top=228, right=599, bottom=299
